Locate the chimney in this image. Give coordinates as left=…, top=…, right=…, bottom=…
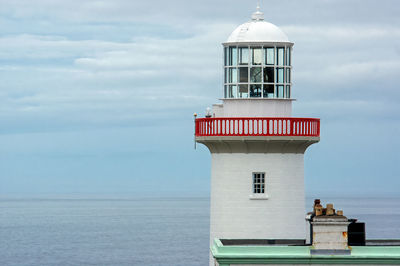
left=311, top=202, right=351, bottom=254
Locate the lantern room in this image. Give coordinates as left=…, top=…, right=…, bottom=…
left=223, top=7, right=293, bottom=99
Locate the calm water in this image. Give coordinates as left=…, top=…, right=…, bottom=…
left=1, top=197, right=399, bottom=266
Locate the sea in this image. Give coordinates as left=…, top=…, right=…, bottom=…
left=1, top=196, right=399, bottom=266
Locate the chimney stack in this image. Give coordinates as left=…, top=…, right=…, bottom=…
left=310, top=200, right=351, bottom=254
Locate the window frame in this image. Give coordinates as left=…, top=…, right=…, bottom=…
left=250, top=172, right=269, bottom=200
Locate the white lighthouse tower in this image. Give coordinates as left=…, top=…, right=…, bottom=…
left=194, top=5, right=320, bottom=261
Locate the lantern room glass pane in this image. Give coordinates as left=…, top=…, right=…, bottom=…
left=250, top=67, right=262, bottom=83
left=250, top=84, right=262, bottom=97
left=277, top=85, right=284, bottom=98
left=277, top=68, right=284, bottom=83
left=252, top=48, right=262, bottom=65
left=239, top=67, right=248, bottom=82
left=238, top=84, right=249, bottom=98
left=286, top=68, right=291, bottom=83
left=229, top=47, right=237, bottom=66
left=224, top=68, right=228, bottom=83
left=229, top=85, right=237, bottom=98
left=263, top=85, right=274, bottom=98
left=224, top=85, right=228, bottom=98
left=265, top=47, right=274, bottom=65
left=277, top=47, right=284, bottom=66
left=263, top=67, right=274, bottom=83
left=238, top=47, right=249, bottom=65
left=229, top=68, right=237, bottom=83
left=286, top=47, right=291, bottom=66
left=224, top=47, right=228, bottom=66
left=286, top=85, right=290, bottom=98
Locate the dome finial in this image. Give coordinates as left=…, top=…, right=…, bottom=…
left=252, top=0, right=264, bottom=21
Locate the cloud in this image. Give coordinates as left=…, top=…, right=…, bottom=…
left=0, top=0, right=399, bottom=197
left=0, top=1, right=399, bottom=135
left=0, top=24, right=228, bottom=132
left=284, top=25, right=400, bottom=43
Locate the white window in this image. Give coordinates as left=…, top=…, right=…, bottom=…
left=252, top=172, right=265, bottom=194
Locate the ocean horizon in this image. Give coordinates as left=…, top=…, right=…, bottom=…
left=1, top=196, right=400, bottom=266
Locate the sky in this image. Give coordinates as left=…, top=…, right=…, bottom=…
left=0, top=0, right=399, bottom=198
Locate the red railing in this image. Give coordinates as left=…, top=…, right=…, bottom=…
left=195, top=117, right=320, bottom=137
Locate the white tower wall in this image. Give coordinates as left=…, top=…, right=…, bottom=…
left=210, top=152, right=306, bottom=241
left=213, top=99, right=293, bottom=118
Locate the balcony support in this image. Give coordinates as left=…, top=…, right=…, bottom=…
left=196, top=136, right=319, bottom=154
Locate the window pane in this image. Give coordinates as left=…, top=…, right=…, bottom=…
left=265, top=47, right=274, bottom=65
left=229, top=68, right=237, bottom=83
left=229, top=85, right=237, bottom=98
left=224, top=68, right=228, bottom=83
left=229, top=47, right=237, bottom=66
left=286, top=68, right=291, bottom=83
left=224, top=47, right=228, bottom=66
left=277, top=85, right=284, bottom=98
left=286, top=85, right=290, bottom=98
left=252, top=48, right=262, bottom=65
left=238, top=84, right=248, bottom=98
left=263, top=85, right=274, bottom=98
left=286, top=47, right=291, bottom=66
left=277, top=47, right=284, bottom=66
left=277, top=68, right=284, bottom=83
left=263, top=67, right=274, bottom=83
left=238, top=47, right=249, bottom=65
left=250, top=67, right=262, bottom=83
left=250, top=84, right=261, bottom=97
left=239, top=67, right=248, bottom=82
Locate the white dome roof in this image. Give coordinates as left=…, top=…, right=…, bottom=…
left=225, top=8, right=290, bottom=43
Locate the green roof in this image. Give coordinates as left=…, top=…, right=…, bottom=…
left=212, top=239, right=400, bottom=265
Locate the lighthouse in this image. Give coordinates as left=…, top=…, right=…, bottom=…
left=194, top=5, right=320, bottom=257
